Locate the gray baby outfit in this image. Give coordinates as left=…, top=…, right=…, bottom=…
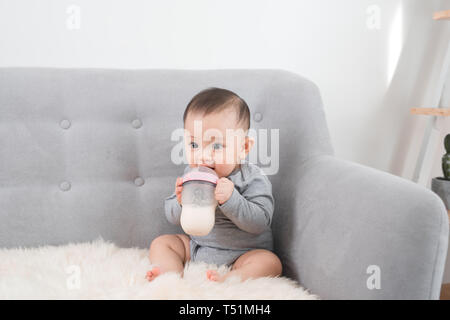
left=164, top=161, right=275, bottom=267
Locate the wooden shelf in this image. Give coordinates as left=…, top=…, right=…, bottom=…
left=434, top=10, right=450, bottom=20
left=442, top=283, right=450, bottom=300
left=410, top=108, right=450, bottom=116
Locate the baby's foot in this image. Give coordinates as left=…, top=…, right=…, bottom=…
left=146, top=266, right=161, bottom=282
left=206, top=269, right=221, bottom=282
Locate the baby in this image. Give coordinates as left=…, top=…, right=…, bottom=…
left=146, top=87, right=282, bottom=283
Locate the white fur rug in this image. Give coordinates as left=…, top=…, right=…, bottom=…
left=0, top=239, right=318, bottom=300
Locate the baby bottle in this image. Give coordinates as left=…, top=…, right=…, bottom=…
left=180, top=166, right=218, bottom=236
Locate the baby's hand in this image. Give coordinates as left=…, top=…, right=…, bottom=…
left=215, top=177, right=234, bottom=205
left=175, top=177, right=183, bottom=205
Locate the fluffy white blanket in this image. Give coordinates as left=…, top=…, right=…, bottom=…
left=0, top=239, right=317, bottom=299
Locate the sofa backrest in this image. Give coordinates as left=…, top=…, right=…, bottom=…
left=0, top=68, right=334, bottom=257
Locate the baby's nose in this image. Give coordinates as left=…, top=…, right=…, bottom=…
left=201, top=152, right=213, bottom=163
left=199, top=148, right=214, bottom=164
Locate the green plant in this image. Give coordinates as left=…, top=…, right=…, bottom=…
left=443, top=133, right=450, bottom=180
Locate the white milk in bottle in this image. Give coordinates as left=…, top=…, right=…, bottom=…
left=180, top=167, right=218, bottom=236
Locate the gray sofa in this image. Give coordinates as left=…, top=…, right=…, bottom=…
left=0, top=68, right=448, bottom=299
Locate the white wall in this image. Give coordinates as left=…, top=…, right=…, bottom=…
left=0, top=0, right=447, bottom=176
left=1, top=0, right=450, bottom=281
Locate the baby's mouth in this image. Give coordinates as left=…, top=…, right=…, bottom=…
left=199, top=164, right=215, bottom=170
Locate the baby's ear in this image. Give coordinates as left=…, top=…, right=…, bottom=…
left=245, top=136, right=255, bottom=151
left=245, top=136, right=255, bottom=153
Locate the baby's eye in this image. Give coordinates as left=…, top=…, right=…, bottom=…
left=190, top=142, right=199, bottom=149
left=213, top=143, right=223, bottom=150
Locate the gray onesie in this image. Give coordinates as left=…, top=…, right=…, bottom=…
left=164, top=160, right=275, bottom=267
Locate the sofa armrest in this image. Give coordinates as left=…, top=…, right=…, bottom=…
left=281, top=155, right=448, bottom=299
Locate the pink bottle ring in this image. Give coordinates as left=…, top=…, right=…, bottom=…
left=182, top=172, right=218, bottom=185
left=182, top=167, right=218, bottom=185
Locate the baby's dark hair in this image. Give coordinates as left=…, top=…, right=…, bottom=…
left=183, top=87, right=250, bottom=131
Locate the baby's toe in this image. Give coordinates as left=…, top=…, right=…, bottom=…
left=146, top=267, right=161, bottom=281
left=206, top=269, right=220, bottom=281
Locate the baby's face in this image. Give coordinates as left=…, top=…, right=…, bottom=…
left=184, top=108, right=252, bottom=178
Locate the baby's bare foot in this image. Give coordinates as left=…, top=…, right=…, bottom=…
left=206, top=269, right=222, bottom=282
left=146, top=266, right=161, bottom=282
